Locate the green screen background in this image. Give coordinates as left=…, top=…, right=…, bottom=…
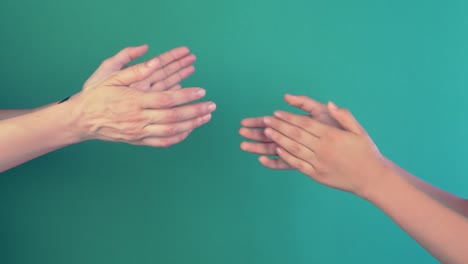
left=1, top=0, right=467, bottom=263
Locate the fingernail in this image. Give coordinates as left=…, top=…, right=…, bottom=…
left=274, top=111, right=283, bottom=118
left=207, top=102, right=216, bottom=111
left=196, top=89, right=206, bottom=97
left=264, top=117, right=271, bottom=124
left=202, top=114, right=212, bottom=122
left=329, top=101, right=338, bottom=109
left=264, top=128, right=272, bottom=137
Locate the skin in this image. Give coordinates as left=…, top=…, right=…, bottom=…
left=0, top=45, right=216, bottom=172
left=0, top=44, right=195, bottom=120
left=240, top=94, right=468, bottom=264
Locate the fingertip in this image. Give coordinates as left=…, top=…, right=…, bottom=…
left=276, top=147, right=283, bottom=154
left=202, top=113, right=212, bottom=123
left=273, top=110, right=284, bottom=118
left=284, top=93, right=296, bottom=100
left=186, top=65, right=195, bottom=73
left=187, top=54, right=197, bottom=61
left=130, top=44, right=149, bottom=53
left=327, top=101, right=338, bottom=111
left=240, top=142, right=248, bottom=151
left=178, top=46, right=190, bottom=55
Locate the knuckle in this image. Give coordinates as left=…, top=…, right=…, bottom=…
left=121, top=47, right=132, bottom=55
left=291, top=144, right=301, bottom=154
left=291, top=127, right=302, bottom=139
left=156, top=94, right=174, bottom=108
left=100, top=58, right=113, bottom=68
left=132, top=65, right=143, bottom=75
left=163, top=125, right=178, bottom=136
left=164, top=109, right=180, bottom=122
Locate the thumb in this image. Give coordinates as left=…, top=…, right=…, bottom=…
left=108, top=56, right=161, bottom=86
left=84, top=45, right=149, bottom=88
left=327, top=102, right=364, bottom=135
left=103, top=44, right=149, bottom=71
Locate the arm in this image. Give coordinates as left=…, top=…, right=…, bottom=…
left=0, top=104, right=53, bottom=120
left=364, top=165, right=468, bottom=264
left=0, top=109, right=34, bottom=120
left=0, top=43, right=197, bottom=121
left=240, top=95, right=468, bottom=263
left=384, top=158, right=468, bottom=217
left=0, top=46, right=214, bottom=173
left=0, top=102, right=80, bottom=171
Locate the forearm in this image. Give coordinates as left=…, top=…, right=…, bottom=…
left=0, top=109, right=35, bottom=120
left=0, top=104, right=56, bottom=120
left=384, top=158, right=468, bottom=217
left=0, top=102, right=82, bottom=173
left=364, top=168, right=468, bottom=264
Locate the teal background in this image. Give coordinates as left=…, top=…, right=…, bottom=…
left=1, top=0, right=467, bottom=263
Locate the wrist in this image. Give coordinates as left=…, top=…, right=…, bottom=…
left=356, top=158, right=400, bottom=202
left=55, top=93, right=90, bottom=143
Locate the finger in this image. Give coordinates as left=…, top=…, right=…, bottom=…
left=144, top=114, right=212, bottom=137
left=328, top=102, right=365, bottom=135
left=276, top=147, right=316, bottom=176
left=138, top=131, right=191, bottom=148
left=240, top=117, right=268, bottom=128
left=148, top=54, right=196, bottom=87
left=271, top=112, right=328, bottom=138
left=152, top=46, right=191, bottom=71
left=110, top=56, right=164, bottom=86
left=143, top=101, right=216, bottom=123
left=284, top=94, right=325, bottom=116
left=239, top=127, right=272, bottom=143
left=240, top=142, right=278, bottom=155
left=104, top=45, right=149, bottom=71
left=140, top=88, right=206, bottom=109
left=264, top=127, right=316, bottom=163
left=264, top=116, right=320, bottom=148
left=168, top=84, right=182, bottom=90
left=150, top=65, right=195, bottom=91
left=84, top=45, right=149, bottom=87
left=258, top=156, right=293, bottom=170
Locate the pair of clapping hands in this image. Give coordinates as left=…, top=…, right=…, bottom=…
left=76, top=45, right=388, bottom=197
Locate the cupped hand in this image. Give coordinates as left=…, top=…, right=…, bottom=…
left=69, top=55, right=216, bottom=148
left=263, top=100, right=386, bottom=196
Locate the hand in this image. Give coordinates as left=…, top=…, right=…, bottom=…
left=263, top=99, right=387, bottom=196
left=83, top=44, right=196, bottom=92
left=68, top=55, right=216, bottom=148
left=239, top=94, right=341, bottom=169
